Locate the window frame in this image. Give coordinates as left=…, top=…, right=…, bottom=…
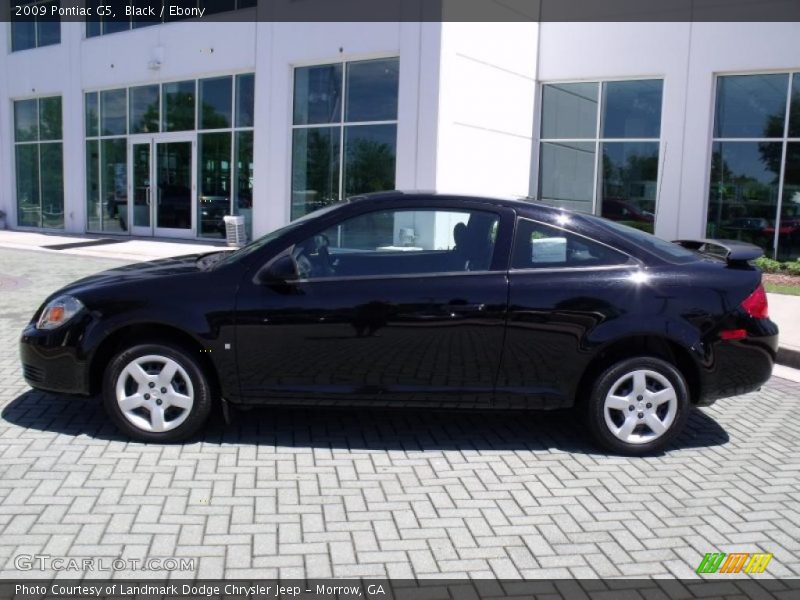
left=10, top=0, right=61, bottom=52
left=289, top=56, right=400, bottom=221
left=509, top=217, right=638, bottom=273
left=534, top=76, right=666, bottom=228
left=268, top=202, right=515, bottom=283
left=706, top=70, right=800, bottom=259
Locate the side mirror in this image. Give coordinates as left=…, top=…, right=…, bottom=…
left=257, top=254, right=298, bottom=284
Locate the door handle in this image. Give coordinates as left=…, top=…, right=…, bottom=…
left=145, top=186, right=151, bottom=206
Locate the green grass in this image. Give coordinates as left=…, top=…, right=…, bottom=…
left=765, top=282, right=800, bottom=296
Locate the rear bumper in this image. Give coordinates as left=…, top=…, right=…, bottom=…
left=696, top=318, right=778, bottom=406
left=19, top=318, right=93, bottom=396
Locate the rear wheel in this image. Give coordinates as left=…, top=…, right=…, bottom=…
left=586, top=356, right=689, bottom=455
left=102, top=343, right=212, bottom=442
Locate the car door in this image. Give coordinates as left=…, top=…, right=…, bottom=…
left=495, top=216, right=639, bottom=409
left=234, top=200, right=515, bottom=405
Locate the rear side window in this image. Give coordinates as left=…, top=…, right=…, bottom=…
left=589, top=216, right=699, bottom=264
left=511, top=218, right=630, bottom=269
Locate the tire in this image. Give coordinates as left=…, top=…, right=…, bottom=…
left=102, top=343, right=213, bottom=442
left=585, top=356, right=689, bottom=456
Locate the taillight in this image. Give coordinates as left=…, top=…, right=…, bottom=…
left=741, top=284, right=768, bottom=319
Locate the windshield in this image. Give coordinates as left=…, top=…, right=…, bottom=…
left=586, top=215, right=699, bottom=264
left=214, top=202, right=347, bottom=267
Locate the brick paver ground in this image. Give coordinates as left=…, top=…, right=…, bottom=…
left=0, top=247, right=799, bottom=580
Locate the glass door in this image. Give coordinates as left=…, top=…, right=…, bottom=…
left=128, top=134, right=196, bottom=238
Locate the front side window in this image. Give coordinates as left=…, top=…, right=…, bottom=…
left=708, top=72, right=800, bottom=261
left=14, top=96, right=64, bottom=229
left=537, top=79, right=663, bottom=234
left=290, top=208, right=499, bottom=280
left=511, top=218, right=629, bottom=270
left=291, top=58, right=399, bottom=220
left=11, top=0, right=60, bottom=52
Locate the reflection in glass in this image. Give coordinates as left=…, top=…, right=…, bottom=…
left=345, top=58, right=400, bottom=123
left=37, top=5, right=60, bottom=47
left=162, top=81, right=196, bottom=132
left=599, top=142, right=659, bottom=233
left=778, top=143, right=800, bottom=261
left=706, top=141, right=781, bottom=255
left=714, top=74, right=788, bottom=138
left=14, top=100, right=38, bottom=142
left=101, top=139, right=128, bottom=233
left=293, top=64, right=342, bottom=125
left=199, top=77, right=233, bottom=130
left=789, top=74, right=800, bottom=138
left=199, top=133, right=232, bottom=238
left=86, top=141, right=101, bottom=231
left=85, top=93, right=99, bottom=137
left=343, top=124, right=396, bottom=197
left=101, top=89, right=127, bottom=136
left=15, top=145, right=40, bottom=227
left=540, top=82, right=598, bottom=139
left=129, top=85, right=160, bottom=134
left=132, top=143, right=151, bottom=229
left=39, top=96, right=62, bottom=141
left=235, top=131, right=254, bottom=241
left=11, top=19, right=36, bottom=52
left=40, top=143, right=64, bottom=229
left=156, top=141, right=192, bottom=230
left=291, top=127, right=340, bottom=219
left=235, top=74, right=255, bottom=128
left=538, top=141, right=595, bottom=213
left=601, top=80, right=663, bottom=139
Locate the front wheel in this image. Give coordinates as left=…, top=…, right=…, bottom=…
left=586, top=356, right=689, bottom=455
left=102, top=343, right=212, bottom=442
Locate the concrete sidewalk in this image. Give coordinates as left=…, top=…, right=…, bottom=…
left=0, top=229, right=797, bottom=367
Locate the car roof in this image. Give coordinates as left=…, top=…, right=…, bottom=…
left=347, top=189, right=566, bottom=216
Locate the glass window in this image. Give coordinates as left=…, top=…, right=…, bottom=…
left=39, top=96, right=62, bottom=140
left=706, top=142, right=781, bottom=249
left=601, top=80, right=663, bottom=139
left=198, top=132, right=232, bottom=239
left=589, top=216, right=699, bottom=264
left=789, top=75, right=800, bottom=139
left=235, top=74, right=255, bottom=128
left=345, top=58, right=400, bottom=122
left=293, top=64, right=343, bottom=125
left=100, top=139, right=128, bottom=233
left=714, top=74, right=789, bottom=139
left=11, top=1, right=60, bottom=51
left=234, top=131, right=254, bottom=241
left=511, top=219, right=629, bottom=270
left=199, top=77, right=233, bottom=130
left=15, top=145, right=41, bottom=227
left=14, top=96, right=64, bottom=229
left=101, top=89, right=127, bottom=136
left=599, top=142, right=658, bottom=231
left=538, top=141, right=595, bottom=212
left=14, top=100, right=38, bottom=142
left=162, top=80, right=196, bottom=132
left=129, top=85, right=160, bottom=134
left=86, top=140, right=102, bottom=232
left=85, top=92, right=99, bottom=137
left=292, top=209, right=499, bottom=279
left=538, top=79, right=663, bottom=234
left=540, top=82, right=598, bottom=139
left=291, top=58, right=399, bottom=219
left=291, top=127, right=340, bottom=220
left=343, top=124, right=397, bottom=197
left=777, top=143, right=800, bottom=261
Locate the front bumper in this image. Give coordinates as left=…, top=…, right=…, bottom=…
left=19, top=316, right=94, bottom=396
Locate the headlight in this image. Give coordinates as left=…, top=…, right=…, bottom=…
left=36, top=295, right=84, bottom=330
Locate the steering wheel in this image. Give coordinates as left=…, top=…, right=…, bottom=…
left=294, top=234, right=335, bottom=278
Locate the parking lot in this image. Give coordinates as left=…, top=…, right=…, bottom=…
left=1, top=247, right=799, bottom=580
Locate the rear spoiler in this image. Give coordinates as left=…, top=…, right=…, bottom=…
left=672, top=239, right=764, bottom=265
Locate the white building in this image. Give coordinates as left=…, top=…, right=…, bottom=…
left=1, top=7, right=799, bottom=260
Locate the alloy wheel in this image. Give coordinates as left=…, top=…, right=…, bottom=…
left=602, top=368, right=678, bottom=445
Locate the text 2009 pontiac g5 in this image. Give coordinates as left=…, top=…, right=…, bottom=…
left=20, top=192, right=778, bottom=454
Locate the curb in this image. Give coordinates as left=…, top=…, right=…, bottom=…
left=777, top=346, right=800, bottom=370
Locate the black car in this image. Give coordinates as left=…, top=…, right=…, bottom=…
left=20, top=192, right=778, bottom=454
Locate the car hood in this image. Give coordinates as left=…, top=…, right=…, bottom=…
left=57, top=253, right=211, bottom=297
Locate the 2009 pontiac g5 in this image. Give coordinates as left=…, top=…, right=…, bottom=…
left=20, top=192, right=778, bottom=455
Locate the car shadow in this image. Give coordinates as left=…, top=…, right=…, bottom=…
left=1, top=390, right=729, bottom=455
